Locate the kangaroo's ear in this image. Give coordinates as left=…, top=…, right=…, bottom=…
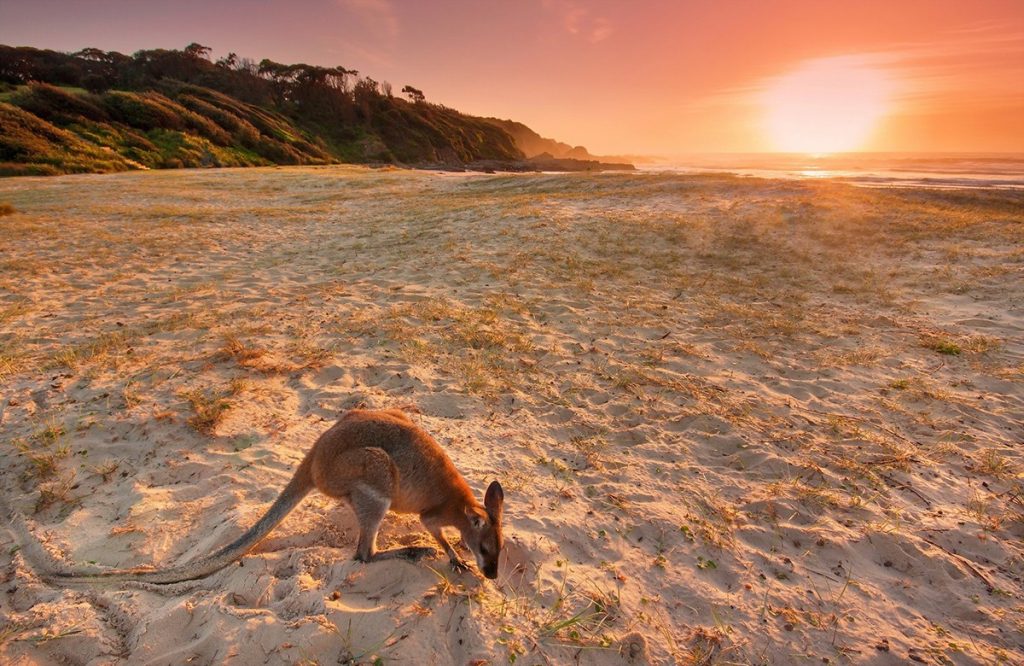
left=484, top=481, right=504, bottom=521
left=465, top=506, right=485, bottom=529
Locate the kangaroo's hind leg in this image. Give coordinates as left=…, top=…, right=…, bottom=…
left=320, top=446, right=434, bottom=563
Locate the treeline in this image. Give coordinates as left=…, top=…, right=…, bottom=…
left=0, top=43, right=524, bottom=175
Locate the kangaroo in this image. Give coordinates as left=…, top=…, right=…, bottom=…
left=44, top=409, right=505, bottom=585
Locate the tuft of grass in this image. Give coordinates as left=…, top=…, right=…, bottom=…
left=0, top=298, right=32, bottom=324
left=0, top=622, right=27, bottom=646
left=961, top=334, right=1001, bottom=354
left=817, top=345, right=886, bottom=367
left=973, top=449, right=1015, bottom=479
left=15, top=445, right=59, bottom=480
left=47, top=329, right=137, bottom=373
left=541, top=580, right=621, bottom=647
left=696, top=556, right=718, bottom=570
left=223, top=333, right=267, bottom=365
left=929, top=340, right=961, bottom=355
left=34, top=420, right=66, bottom=445
left=568, top=434, right=608, bottom=470
left=180, top=381, right=246, bottom=435
left=919, top=332, right=991, bottom=356
left=289, top=337, right=334, bottom=369
left=88, top=459, right=120, bottom=482
left=11, top=424, right=72, bottom=482
left=680, top=627, right=726, bottom=666
left=121, top=379, right=142, bottom=409
left=0, top=346, right=30, bottom=380
left=34, top=471, right=79, bottom=514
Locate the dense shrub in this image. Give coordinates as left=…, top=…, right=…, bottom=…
left=0, top=102, right=132, bottom=173
left=12, top=83, right=108, bottom=123
left=179, top=94, right=259, bottom=144
left=0, top=101, right=79, bottom=160
left=101, top=91, right=183, bottom=130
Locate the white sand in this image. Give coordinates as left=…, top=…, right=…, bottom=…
left=0, top=166, right=1021, bottom=664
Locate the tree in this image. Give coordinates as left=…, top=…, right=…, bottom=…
left=217, top=52, right=238, bottom=70
left=326, top=66, right=357, bottom=92
left=401, top=85, right=425, bottom=103
left=352, top=77, right=380, bottom=120
left=184, top=43, right=212, bottom=61
left=73, top=48, right=129, bottom=91
left=74, top=47, right=107, bottom=62
left=258, top=59, right=290, bottom=81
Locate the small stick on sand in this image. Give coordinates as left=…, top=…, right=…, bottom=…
left=921, top=537, right=996, bottom=593
left=880, top=474, right=933, bottom=508
left=787, top=402, right=918, bottom=446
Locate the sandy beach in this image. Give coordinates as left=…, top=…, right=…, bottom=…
left=0, top=166, right=1021, bottom=664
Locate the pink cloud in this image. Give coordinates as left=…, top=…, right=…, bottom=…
left=543, top=0, right=613, bottom=43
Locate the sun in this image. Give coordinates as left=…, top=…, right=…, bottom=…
left=762, top=57, right=891, bottom=154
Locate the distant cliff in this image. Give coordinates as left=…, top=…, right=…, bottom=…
left=483, top=118, right=595, bottom=160
left=0, top=44, right=632, bottom=177
left=482, top=117, right=640, bottom=167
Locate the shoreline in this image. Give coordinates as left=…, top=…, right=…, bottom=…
left=7, top=158, right=1024, bottom=192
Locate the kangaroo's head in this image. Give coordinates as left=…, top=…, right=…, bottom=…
left=463, top=481, right=504, bottom=579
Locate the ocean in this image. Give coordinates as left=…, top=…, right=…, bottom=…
left=645, top=153, right=1024, bottom=189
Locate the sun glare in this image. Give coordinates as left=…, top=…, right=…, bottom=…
left=762, top=57, right=891, bottom=154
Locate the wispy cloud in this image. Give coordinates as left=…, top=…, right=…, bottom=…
left=543, top=0, right=613, bottom=43
left=331, top=0, right=399, bottom=69
left=870, top=24, right=1024, bottom=110
left=690, top=22, right=1024, bottom=115
left=337, top=0, right=399, bottom=42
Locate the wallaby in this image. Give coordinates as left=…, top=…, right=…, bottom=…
left=44, top=409, right=505, bottom=585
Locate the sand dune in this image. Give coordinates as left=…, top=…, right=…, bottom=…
left=0, top=166, right=1021, bottom=664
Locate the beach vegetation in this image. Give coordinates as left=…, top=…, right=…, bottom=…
left=181, top=379, right=247, bottom=435
left=0, top=43, right=527, bottom=176
left=925, top=338, right=962, bottom=355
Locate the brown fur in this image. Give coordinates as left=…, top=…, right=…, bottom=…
left=46, top=409, right=505, bottom=585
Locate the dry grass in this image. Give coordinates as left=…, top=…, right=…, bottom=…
left=1, top=169, right=1021, bottom=665
left=972, top=448, right=1017, bottom=479
left=12, top=440, right=66, bottom=481
left=180, top=379, right=247, bottom=435
left=222, top=333, right=267, bottom=365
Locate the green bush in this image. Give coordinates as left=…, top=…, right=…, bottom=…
left=11, top=83, right=109, bottom=123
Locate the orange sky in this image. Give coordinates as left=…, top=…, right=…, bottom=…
left=1, top=0, right=1021, bottom=155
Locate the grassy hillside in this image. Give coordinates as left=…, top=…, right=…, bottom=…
left=0, top=84, right=319, bottom=175
left=0, top=45, right=525, bottom=175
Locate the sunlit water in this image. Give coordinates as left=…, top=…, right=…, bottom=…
left=645, top=153, right=1024, bottom=189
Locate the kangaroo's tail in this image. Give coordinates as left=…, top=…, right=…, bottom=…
left=45, top=455, right=315, bottom=586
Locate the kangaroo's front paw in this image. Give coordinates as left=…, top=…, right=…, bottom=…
left=450, top=557, right=471, bottom=573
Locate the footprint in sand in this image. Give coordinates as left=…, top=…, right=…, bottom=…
left=310, top=364, right=357, bottom=388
